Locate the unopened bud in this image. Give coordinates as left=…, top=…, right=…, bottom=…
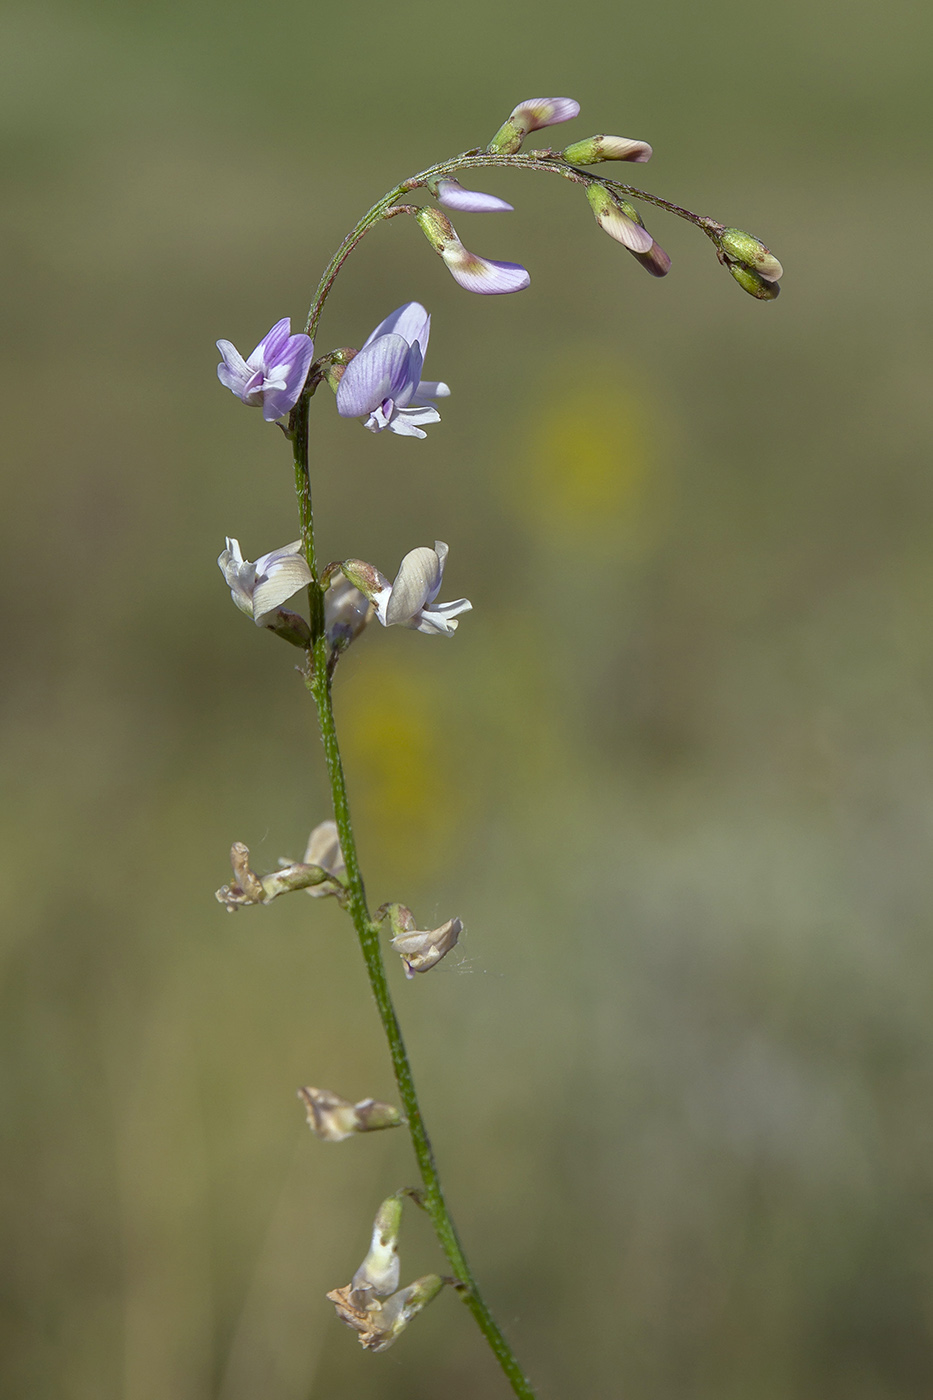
left=322, top=349, right=357, bottom=394
left=340, top=558, right=390, bottom=603
left=726, top=261, right=781, bottom=300
left=383, top=903, right=463, bottom=977
left=415, top=207, right=530, bottom=295
left=487, top=97, right=580, bottom=154
left=562, top=134, right=652, bottom=165
left=717, top=227, right=783, bottom=283
left=298, top=1086, right=402, bottom=1143
left=585, top=184, right=654, bottom=254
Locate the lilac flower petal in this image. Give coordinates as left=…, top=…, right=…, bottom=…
left=413, top=598, right=472, bottom=635
left=388, top=405, right=441, bottom=438
left=631, top=241, right=671, bottom=277
left=393, top=340, right=424, bottom=409
left=386, top=546, right=443, bottom=625
left=248, top=317, right=292, bottom=371
left=595, top=204, right=654, bottom=254
left=336, top=335, right=412, bottom=417
left=436, top=179, right=514, bottom=214
left=252, top=551, right=313, bottom=617
left=260, top=336, right=315, bottom=420
left=442, top=249, right=531, bottom=295
left=410, top=381, right=450, bottom=402
left=361, top=303, right=431, bottom=356
left=216, top=340, right=251, bottom=393
left=511, top=97, right=580, bottom=131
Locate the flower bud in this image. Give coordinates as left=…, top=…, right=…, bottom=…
left=562, top=134, right=652, bottom=165
left=487, top=97, right=580, bottom=154
left=725, top=261, right=781, bottom=300
left=298, top=1087, right=402, bottom=1143
left=585, top=184, right=654, bottom=254
left=415, top=207, right=530, bottom=294
left=717, top=227, right=783, bottom=283
left=384, top=903, right=463, bottom=977
left=340, top=558, right=390, bottom=603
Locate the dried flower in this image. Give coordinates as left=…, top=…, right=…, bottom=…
left=335, top=302, right=449, bottom=438
left=325, top=574, right=374, bottom=652
left=216, top=318, right=314, bottom=421
left=384, top=904, right=463, bottom=978
left=415, top=208, right=530, bottom=295
left=218, top=538, right=312, bottom=622
left=215, top=841, right=341, bottom=911
left=302, top=820, right=347, bottom=897
left=488, top=96, right=580, bottom=154
left=297, top=1087, right=402, bottom=1142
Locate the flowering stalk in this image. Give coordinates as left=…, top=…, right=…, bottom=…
left=216, top=97, right=780, bottom=1398
left=291, top=398, right=537, bottom=1399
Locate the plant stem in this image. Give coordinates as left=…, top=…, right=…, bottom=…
left=292, top=400, right=536, bottom=1398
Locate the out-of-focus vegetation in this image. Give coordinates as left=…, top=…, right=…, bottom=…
left=2, top=1, right=932, bottom=1396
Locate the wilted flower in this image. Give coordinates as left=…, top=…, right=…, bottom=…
left=562, top=134, right=653, bottom=165
left=327, top=1196, right=445, bottom=1352
left=416, top=208, right=530, bottom=295
left=216, top=318, right=314, bottom=421
left=435, top=178, right=513, bottom=213
left=488, top=96, right=580, bottom=154
left=215, top=840, right=342, bottom=912
left=327, top=1275, right=445, bottom=1353
left=384, top=904, right=462, bottom=977
left=345, top=541, right=471, bottom=636
left=218, top=538, right=312, bottom=622
left=297, top=1087, right=402, bottom=1143
left=325, top=574, right=374, bottom=652
left=335, top=302, right=449, bottom=438
left=302, top=819, right=346, bottom=897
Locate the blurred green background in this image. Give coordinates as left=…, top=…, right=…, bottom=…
left=2, top=0, right=932, bottom=1396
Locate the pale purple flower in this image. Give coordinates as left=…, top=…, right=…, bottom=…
left=415, top=208, right=530, bottom=294
left=372, top=541, right=472, bottom=636
left=488, top=97, right=581, bottom=153
left=218, top=537, right=312, bottom=621
left=335, top=302, right=449, bottom=438
left=216, top=318, right=314, bottom=422
left=436, top=179, right=513, bottom=214
left=511, top=96, right=579, bottom=130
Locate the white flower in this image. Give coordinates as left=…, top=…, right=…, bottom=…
left=218, top=538, right=312, bottom=622
left=372, top=541, right=472, bottom=636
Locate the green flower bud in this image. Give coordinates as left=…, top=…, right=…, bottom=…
left=562, top=134, right=652, bottom=165
left=718, top=227, right=783, bottom=283
left=726, top=261, right=781, bottom=300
